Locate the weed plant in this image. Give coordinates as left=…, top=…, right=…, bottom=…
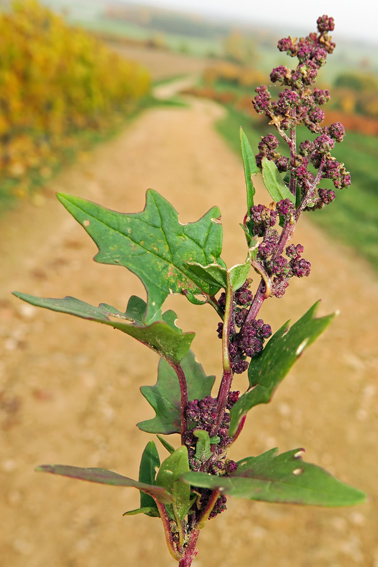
left=14, top=16, right=366, bottom=566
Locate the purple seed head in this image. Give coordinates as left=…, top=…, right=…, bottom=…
left=317, top=14, right=335, bottom=33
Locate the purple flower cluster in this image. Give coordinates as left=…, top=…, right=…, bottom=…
left=198, top=490, right=228, bottom=519
left=251, top=15, right=350, bottom=208
left=184, top=392, right=240, bottom=470
left=247, top=203, right=311, bottom=298
left=217, top=280, right=272, bottom=374
left=184, top=392, right=240, bottom=519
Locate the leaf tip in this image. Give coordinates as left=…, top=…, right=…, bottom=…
left=35, top=464, right=53, bottom=473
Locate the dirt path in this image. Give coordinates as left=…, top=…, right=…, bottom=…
left=1, top=95, right=377, bottom=567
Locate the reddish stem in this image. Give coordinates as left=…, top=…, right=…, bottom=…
left=231, top=414, right=247, bottom=444
left=178, top=529, right=200, bottom=567
left=155, top=501, right=182, bottom=562
left=170, top=361, right=188, bottom=442
left=212, top=367, right=232, bottom=437
left=243, top=280, right=266, bottom=327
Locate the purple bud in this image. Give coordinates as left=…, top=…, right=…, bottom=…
left=318, top=188, right=336, bottom=204
left=299, top=140, right=314, bottom=156
left=252, top=85, right=271, bottom=114
left=308, top=108, right=325, bottom=124
left=277, top=36, right=297, bottom=55
left=317, top=15, right=335, bottom=33
left=270, top=65, right=289, bottom=83
left=313, top=88, right=331, bottom=105
left=275, top=156, right=289, bottom=172
left=328, top=121, right=345, bottom=142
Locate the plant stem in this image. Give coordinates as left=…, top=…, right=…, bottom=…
left=231, top=414, right=247, bottom=444
left=178, top=529, right=200, bottom=567
left=155, top=501, right=182, bottom=562
left=243, top=280, right=265, bottom=327
left=170, top=361, right=188, bottom=442
left=213, top=272, right=233, bottom=435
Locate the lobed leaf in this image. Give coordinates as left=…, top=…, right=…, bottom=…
left=182, top=448, right=366, bottom=506
left=240, top=127, right=258, bottom=211
left=229, top=302, right=335, bottom=435
left=262, top=157, right=295, bottom=203
left=36, top=464, right=174, bottom=504
left=12, top=293, right=194, bottom=365
left=138, top=351, right=215, bottom=434
left=56, top=191, right=225, bottom=324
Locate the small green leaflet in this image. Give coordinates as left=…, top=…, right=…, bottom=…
left=229, top=302, right=335, bottom=435
left=156, top=446, right=192, bottom=521
left=240, top=127, right=258, bottom=211
left=128, top=441, right=161, bottom=518
left=157, top=435, right=175, bottom=455
left=56, top=191, right=225, bottom=325
left=185, top=262, right=227, bottom=290
left=182, top=448, right=366, bottom=506
left=262, top=157, right=295, bottom=203
left=36, top=464, right=174, bottom=504
left=12, top=293, right=194, bottom=365
left=123, top=507, right=157, bottom=517
left=193, top=430, right=211, bottom=463
left=138, top=351, right=215, bottom=434
left=229, top=256, right=251, bottom=291
left=186, top=255, right=251, bottom=295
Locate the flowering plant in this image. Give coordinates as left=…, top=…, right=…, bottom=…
left=14, top=16, right=365, bottom=567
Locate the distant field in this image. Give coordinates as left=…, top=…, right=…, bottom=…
left=216, top=106, right=378, bottom=271
left=76, top=17, right=224, bottom=57
left=109, top=44, right=213, bottom=81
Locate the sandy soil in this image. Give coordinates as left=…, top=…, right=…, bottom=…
left=1, top=90, right=377, bottom=567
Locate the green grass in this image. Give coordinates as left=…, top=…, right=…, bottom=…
left=216, top=105, right=378, bottom=271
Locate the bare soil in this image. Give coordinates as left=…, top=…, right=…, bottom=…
left=1, top=90, right=377, bottom=567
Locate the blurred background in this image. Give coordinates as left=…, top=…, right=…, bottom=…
left=1, top=2, right=378, bottom=567
left=1, top=0, right=378, bottom=267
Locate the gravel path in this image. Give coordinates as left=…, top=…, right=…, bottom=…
left=1, top=95, right=377, bottom=567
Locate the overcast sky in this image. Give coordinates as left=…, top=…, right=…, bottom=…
left=125, top=0, right=378, bottom=44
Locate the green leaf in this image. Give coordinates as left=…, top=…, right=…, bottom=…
left=262, top=158, right=295, bottom=203
left=229, top=257, right=251, bottom=291
left=12, top=293, right=194, bottom=365
left=182, top=448, right=366, bottom=507
left=186, top=255, right=250, bottom=296
left=193, top=430, right=212, bottom=464
left=229, top=302, right=335, bottom=435
left=138, top=441, right=161, bottom=517
left=123, top=507, right=160, bottom=517
left=56, top=191, right=225, bottom=324
left=240, top=127, right=258, bottom=211
left=156, top=446, right=192, bottom=520
left=36, top=464, right=174, bottom=504
left=157, top=435, right=176, bottom=455
left=138, top=351, right=215, bottom=434
left=183, top=291, right=208, bottom=306
left=186, top=262, right=227, bottom=290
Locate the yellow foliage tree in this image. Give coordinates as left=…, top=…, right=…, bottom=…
left=0, top=0, right=150, bottom=189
